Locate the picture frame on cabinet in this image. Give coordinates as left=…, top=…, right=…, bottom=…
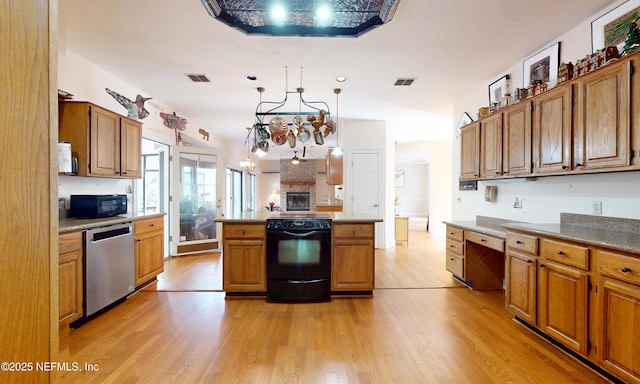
left=456, top=112, right=473, bottom=137
left=523, top=42, right=560, bottom=89
left=488, top=75, right=510, bottom=106
left=591, top=0, right=640, bottom=53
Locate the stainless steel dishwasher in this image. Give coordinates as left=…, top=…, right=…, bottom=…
left=84, top=222, right=135, bottom=317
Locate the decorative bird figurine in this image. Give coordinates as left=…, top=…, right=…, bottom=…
left=105, top=88, right=152, bottom=120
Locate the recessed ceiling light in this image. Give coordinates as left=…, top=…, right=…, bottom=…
left=246, top=75, right=257, bottom=81
left=336, top=76, right=347, bottom=82
left=270, top=4, right=286, bottom=23
left=316, top=5, right=331, bottom=21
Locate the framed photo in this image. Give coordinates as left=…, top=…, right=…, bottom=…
left=394, top=170, right=405, bottom=187
left=523, top=42, right=560, bottom=88
left=457, top=112, right=473, bottom=129
left=488, top=75, right=510, bottom=106
left=592, top=0, right=640, bottom=53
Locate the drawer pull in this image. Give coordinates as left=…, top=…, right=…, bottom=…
left=557, top=250, right=565, bottom=255
left=450, top=245, right=455, bottom=248
left=150, top=224, right=155, bottom=227
left=480, top=238, right=486, bottom=242
left=527, top=259, right=533, bottom=264
left=621, top=267, right=632, bottom=273
left=516, top=240, right=523, bottom=244
left=353, top=230, right=356, bottom=236
left=450, top=258, right=454, bottom=261
left=449, top=232, right=454, bottom=235
left=540, top=263, right=545, bottom=268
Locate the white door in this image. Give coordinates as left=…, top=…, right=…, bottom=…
left=351, top=152, right=382, bottom=217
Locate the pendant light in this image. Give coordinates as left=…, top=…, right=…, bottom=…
left=331, top=88, right=343, bottom=156
left=291, top=151, right=300, bottom=165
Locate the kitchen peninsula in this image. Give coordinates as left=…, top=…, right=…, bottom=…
left=215, top=212, right=382, bottom=298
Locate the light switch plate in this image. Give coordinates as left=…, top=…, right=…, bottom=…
left=592, top=200, right=602, bottom=215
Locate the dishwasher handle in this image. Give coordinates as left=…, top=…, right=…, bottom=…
left=88, top=223, right=133, bottom=243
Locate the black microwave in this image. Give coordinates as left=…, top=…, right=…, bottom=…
left=70, top=194, right=128, bottom=218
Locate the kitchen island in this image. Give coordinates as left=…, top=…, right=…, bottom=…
left=215, top=211, right=382, bottom=298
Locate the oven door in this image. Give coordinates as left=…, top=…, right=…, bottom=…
left=266, top=229, right=331, bottom=280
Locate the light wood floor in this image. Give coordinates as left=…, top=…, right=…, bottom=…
left=58, top=220, right=613, bottom=383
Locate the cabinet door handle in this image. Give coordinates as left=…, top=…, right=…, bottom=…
left=562, top=165, right=568, bottom=169
left=557, top=250, right=564, bottom=255
left=516, top=240, right=523, bottom=244
left=539, top=263, right=545, bottom=268
left=353, top=230, right=356, bottom=236
left=576, top=163, right=583, bottom=167
left=621, top=267, right=632, bottom=273
left=527, top=259, right=533, bottom=264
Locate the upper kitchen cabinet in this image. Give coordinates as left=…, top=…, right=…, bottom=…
left=574, top=59, right=631, bottom=170
left=326, top=149, right=343, bottom=185
left=503, top=101, right=532, bottom=176
left=532, top=85, right=573, bottom=174
left=59, top=101, right=142, bottom=179
left=480, top=112, right=503, bottom=178
left=459, top=121, right=480, bottom=180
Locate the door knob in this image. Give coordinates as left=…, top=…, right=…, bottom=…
left=373, top=203, right=379, bottom=207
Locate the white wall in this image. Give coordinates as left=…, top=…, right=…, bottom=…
left=342, top=119, right=394, bottom=248
left=451, top=0, right=640, bottom=224
left=393, top=163, right=429, bottom=217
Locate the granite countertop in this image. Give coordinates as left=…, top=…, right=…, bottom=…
left=214, top=211, right=382, bottom=223
left=502, top=213, right=640, bottom=255
left=59, top=212, right=166, bottom=233
left=443, top=216, right=524, bottom=239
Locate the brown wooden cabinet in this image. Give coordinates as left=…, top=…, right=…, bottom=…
left=445, top=225, right=464, bottom=279
left=505, top=231, right=539, bottom=324
left=480, top=112, right=503, bottom=178
left=460, top=122, right=480, bottom=180
left=222, top=223, right=266, bottom=293
left=506, top=232, right=590, bottom=356
left=332, top=222, right=374, bottom=291
left=326, top=150, right=343, bottom=185
left=59, top=101, right=142, bottom=178
left=134, top=216, right=165, bottom=287
left=538, top=259, right=589, bottom=355
left=595, top=249, right=640, bottom=384
left=59, top=231, right=83, bottom=325
left=574, top=60, right=631, bottom=170
left=502, top=101, right=532, bottom=176
left=533, top=85, right=573, bottom=174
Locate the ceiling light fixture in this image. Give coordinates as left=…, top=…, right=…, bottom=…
left=336, top=76, right=347, bottom=82
left=241, top=127, right=256, bottom=172
left=270, top=4, right=287, bottom=23
left=200, top=0, right=401, bottom=37
left=331, top=88, right=343, bottom=156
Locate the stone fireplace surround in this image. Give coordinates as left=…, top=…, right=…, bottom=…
left=279, top=159, right=317, bottom=211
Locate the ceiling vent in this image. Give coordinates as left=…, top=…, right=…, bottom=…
left=186, top=73, right=211, bottom=83
left=394, top=78, right=415, bottom=86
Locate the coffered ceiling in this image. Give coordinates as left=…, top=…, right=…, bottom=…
left=58, top=0, right=617, bottom=160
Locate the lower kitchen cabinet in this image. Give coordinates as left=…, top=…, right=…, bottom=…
left=538, top=259, right=589, bottom=355
left=505, top=250, right=537, bottom=324
left=222, top=223, right=266, bottom=293
left=506, top=229, right=640, bottom=383
left=59, top=231, right=83, bottom=325
left=596, top=249, right=640, bottom=384
left=332, top=223, right=374, bottom=292
left=134, top=216, right=165, bottom=287
left=506, top=233, right=589, bottom=355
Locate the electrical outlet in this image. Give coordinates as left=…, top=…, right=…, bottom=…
left=592, top=200, right=602, bottom=215
left=513, top=197, right=522, bottom=209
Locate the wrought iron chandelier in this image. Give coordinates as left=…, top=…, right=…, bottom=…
left=249, top=67, right=337, bottom=157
